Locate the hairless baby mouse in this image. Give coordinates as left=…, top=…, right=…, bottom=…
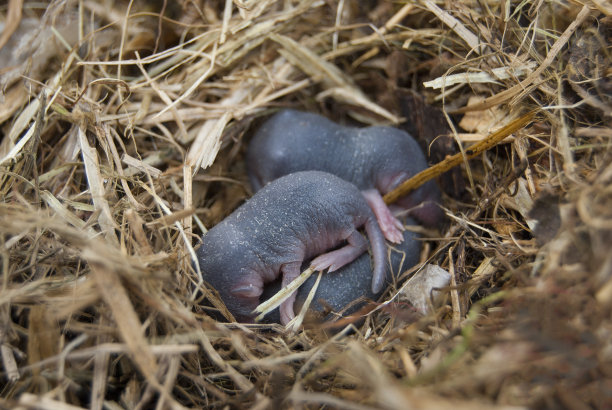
left=196, top=170, right=387, bottom=325
left=247, top=110, right=443, bottom=242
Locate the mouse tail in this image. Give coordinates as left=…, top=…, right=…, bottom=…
left=364, top=216, right=387, bottom=294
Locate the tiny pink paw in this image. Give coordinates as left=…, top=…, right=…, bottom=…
left=310, top=254, right=336, bottom=272
left=379, top=214, right=404, bottom=244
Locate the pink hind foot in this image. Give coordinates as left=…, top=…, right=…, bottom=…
left=362, top=189, right=404, bottom=243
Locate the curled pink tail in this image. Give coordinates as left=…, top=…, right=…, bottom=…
left=365, top=217, right=387, bottom=294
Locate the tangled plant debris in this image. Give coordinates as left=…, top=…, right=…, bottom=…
left=0, top=1, right=610, bottom=408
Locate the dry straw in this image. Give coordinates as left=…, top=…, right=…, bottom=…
left=0, top=0, right=610, bottom=409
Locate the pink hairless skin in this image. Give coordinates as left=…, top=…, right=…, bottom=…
left=247, top=110, right=444, bottom=240
left=196, top=171, right=386, bottom=326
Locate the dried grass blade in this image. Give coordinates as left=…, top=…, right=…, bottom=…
left=422, top=0, right=483, bottom=55
left=468, top=256, right=496, bottom=297
left=0, top=0, right=23, bottom=50
left=270, top=33, right=351, bottom=88
left=186, top=110, right=232, bottom=170
left=77, top=127, right=117, bottom=242
left=146, top=208, right=195, bottom=228
left=157, top=357, right=181, bottom=410
left=220, top=0, right=233, bottom=44
left=0, top=343, right=19, bottom=383
left=448, top=249, right=461, bottom=328
left=18, top=393, right=86, bottom=410
left=270, top=33, right=399, bottom=122
left=6, top=98, right=40, bottom=146
left=423, top=62, right=537, bottom=89
left=20, top=343, right=199, bottom=372
left=91, top=263, right=160, bottom=385
left=90, top=315, right=112, bottom=410
left=287, top=270, right=323, bottom=332
left=453, top=4, right=591, bottom=113
left=139, top=183, right=202, bottom=286
left=125, top=209, right=153, bottom=256
left=589, top=0, right=612, bottom=15
left=102, top=126, right=145, bottom=210
left=236, top=78, right=311, bottom=118
left=152, top=42, right=217, bottom=122
left=0, top=122, right=36, bottom=167
left=197, top=330, right=270, bottom=406
left=317, top=87, right=400, bottom=123
left=27, top=306, right=60, bottom=377
left=40, top=190, right=91, bottom=233
left=91, top=351, right=109, bottom=410
left=121, top=153, right=162, bottom=178
left=254, top=267, right=316, bottom=321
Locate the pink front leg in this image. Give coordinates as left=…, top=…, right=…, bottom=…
left=309, top=230, right=367, bottom=272
left=362, top=189, right=404, bottom=244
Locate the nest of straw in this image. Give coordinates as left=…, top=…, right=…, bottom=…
left=1, top=0, right=610, bottom=408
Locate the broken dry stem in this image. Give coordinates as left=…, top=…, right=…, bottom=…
left=253, top=266, right=317, bottom=322
left=383, top=110, right=537, bottom=205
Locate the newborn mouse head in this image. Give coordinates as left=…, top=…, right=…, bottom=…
left=197, top=223, right=264, bottom=323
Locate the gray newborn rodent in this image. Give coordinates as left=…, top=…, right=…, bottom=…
left=260, top=221, right=421, bottom=324
left=196, top=171, right=387, bottom=325
left=247, top=110, right=443, bottom=242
